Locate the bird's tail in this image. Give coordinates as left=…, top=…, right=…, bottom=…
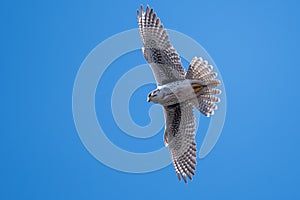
left=186, top=57, right=221, bottom=117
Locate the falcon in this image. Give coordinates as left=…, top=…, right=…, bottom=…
left=137, top=5, right=221, bottom=183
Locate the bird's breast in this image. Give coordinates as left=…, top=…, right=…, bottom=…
left=163, top=80, right=197, bottom=104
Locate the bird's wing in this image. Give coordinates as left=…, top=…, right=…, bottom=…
left=163, top=102, right=197, bottom=183
left=137, top=5, right=185, bottom=86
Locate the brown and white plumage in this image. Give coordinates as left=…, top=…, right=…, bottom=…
left=137, top=5, right=185, bottom=86
left=186, top=57, right=221, bottom=116
left=164, top=102, right=197, bottom=182
left=137, top=5, right=221, bottom=183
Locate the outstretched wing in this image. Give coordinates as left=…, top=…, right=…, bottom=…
left=137, top=5, right=185, bottom=86
left=164, top=102, right=197, bottom=183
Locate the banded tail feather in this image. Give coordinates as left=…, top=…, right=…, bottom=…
left=187, top=57, right=221, bottom=117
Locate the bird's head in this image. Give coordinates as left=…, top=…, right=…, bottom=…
left=147, top=88, right=163, bottom=103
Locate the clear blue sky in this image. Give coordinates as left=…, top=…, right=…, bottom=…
left=1, top=0, right=300, bottom=199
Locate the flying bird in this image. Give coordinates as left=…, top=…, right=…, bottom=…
left=137, top=5, right=221, bottom=183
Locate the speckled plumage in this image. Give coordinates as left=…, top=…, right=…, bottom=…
left=137, top=5, right=221, bottom=183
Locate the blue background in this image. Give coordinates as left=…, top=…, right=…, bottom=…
left=1, top=0, right=300, bottom=199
